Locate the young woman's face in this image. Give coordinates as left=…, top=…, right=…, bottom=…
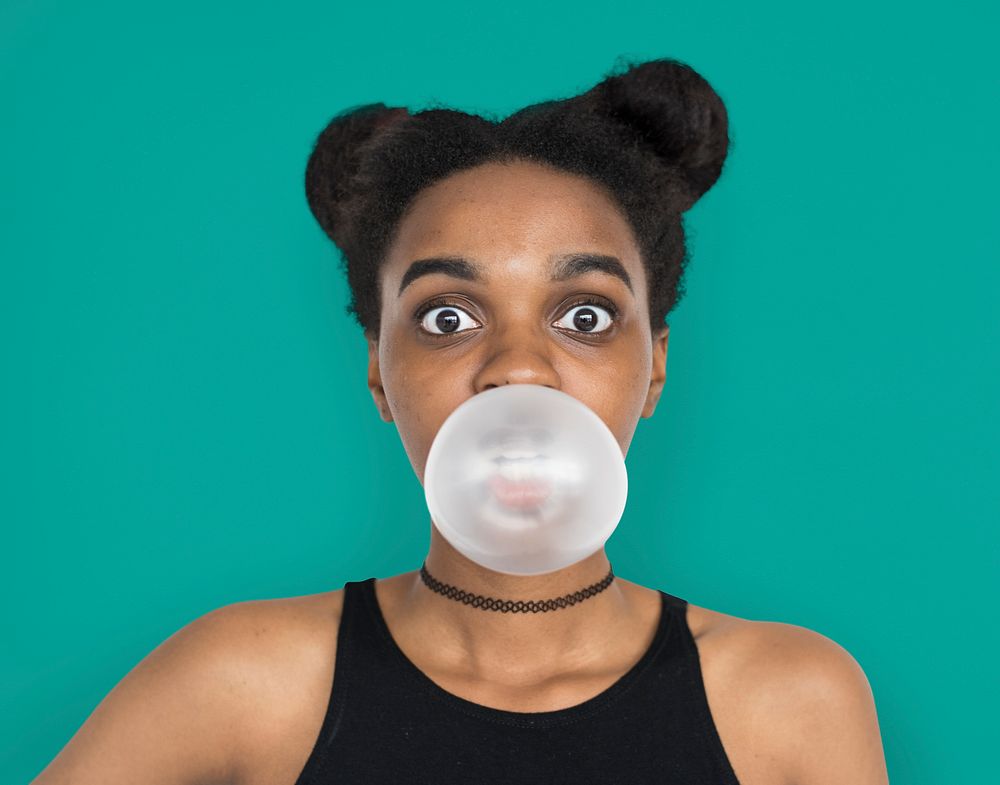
left=367, top=159, right=669, bottom=484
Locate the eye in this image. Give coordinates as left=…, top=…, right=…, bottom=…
left=414, top=296, right=619, bottom=339
left=416, top=301, right=482, bottom=337
left=552, top=299, right=617, bottom=335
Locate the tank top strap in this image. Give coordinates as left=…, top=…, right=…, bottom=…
left=655, top=587, right=741, bottom=784
left=339, top=576, right=387, bottom=663
left=291, top=576, right=378, bottom=784
left=656, top=587, right=691, bottom=651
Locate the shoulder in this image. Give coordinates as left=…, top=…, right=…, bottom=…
left=190, top=588, right=346, bottom=669
left=193, top=589, right=348, bottom=782
left=688, top=602, right=889, bottom=785
left=32, top=587, right=347, bottom=785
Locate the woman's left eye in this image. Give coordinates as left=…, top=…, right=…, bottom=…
left=553, top=301, right=617, bottom=334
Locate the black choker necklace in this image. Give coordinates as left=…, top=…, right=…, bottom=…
left=419, top=561, right=615, bottom=613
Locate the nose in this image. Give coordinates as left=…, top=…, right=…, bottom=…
left=473, top=324, right=562, bottom=393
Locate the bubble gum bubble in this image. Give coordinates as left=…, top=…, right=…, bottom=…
left=423, top=384, right=628, bottom=576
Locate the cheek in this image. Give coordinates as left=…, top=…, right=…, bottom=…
left=383, top=363, right=463, bottom=444
left=579, top=381, right=641, bottom=445
left=576, top=348, right=651, bottom=443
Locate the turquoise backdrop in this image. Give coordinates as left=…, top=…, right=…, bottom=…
left=2, top=1, right=996, bottom=782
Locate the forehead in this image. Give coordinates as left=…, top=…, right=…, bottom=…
left=384, top=160, right=640, bottom=274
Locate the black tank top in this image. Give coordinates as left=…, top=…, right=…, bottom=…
left=293, top=577, right=741, bottom=785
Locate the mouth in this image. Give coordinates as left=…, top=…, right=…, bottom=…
left=487, top=456, right=552, bottom=510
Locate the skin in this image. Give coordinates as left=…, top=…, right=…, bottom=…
left=31, top=159, right=889, bottom=785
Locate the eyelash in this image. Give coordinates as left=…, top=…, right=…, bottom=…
left=413, top=295, right=620, bottom=339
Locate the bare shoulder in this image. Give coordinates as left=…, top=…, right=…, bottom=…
left=204, top=588, right=347, bottom=785
left=685, top=601, right=889, bottom=785
left=32, top=588, right=346, bottom=785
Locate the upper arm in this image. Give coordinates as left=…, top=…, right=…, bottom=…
left=762, top=624, right=890, bottom=785
left=30, top=602, right=263, bottom=785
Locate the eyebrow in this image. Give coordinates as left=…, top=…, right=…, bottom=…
left=396, top=253, right=634, bottom=297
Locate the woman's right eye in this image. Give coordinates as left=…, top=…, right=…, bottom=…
left=417, top=304, right=482, bottom=337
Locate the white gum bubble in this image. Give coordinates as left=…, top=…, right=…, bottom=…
left=423, top=384, right=628, bottom=576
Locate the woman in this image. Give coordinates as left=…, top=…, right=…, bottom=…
left=33, top=57, right=889, bottom=785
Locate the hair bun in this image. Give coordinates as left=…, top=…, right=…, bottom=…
left=305, top=102, right=409, bottom=249
left=590, top=57, right=729, bottom=211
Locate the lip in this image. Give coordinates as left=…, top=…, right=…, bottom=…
left=487, top=455, right=551, bottom=511
left=486, top=472, right=552, bottom=510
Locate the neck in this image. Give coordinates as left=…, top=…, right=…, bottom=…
left=385, top=517, right=640, bottom=686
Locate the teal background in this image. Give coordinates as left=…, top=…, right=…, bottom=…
left=2, top=0, right=996, bottom=782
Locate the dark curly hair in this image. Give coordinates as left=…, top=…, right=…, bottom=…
left=304, top=56, right=731, bottom=341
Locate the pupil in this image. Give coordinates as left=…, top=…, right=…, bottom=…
left=573, top=308, right=597, bottom=332
left=436, top=309, right=460, bottom=332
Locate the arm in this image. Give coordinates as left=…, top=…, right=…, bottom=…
left=30, top=604, right=259, bottom=785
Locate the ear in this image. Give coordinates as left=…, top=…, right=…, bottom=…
left=366, top=330, right=393, bottom=423
left=641, top=326, right=669, bottom=419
